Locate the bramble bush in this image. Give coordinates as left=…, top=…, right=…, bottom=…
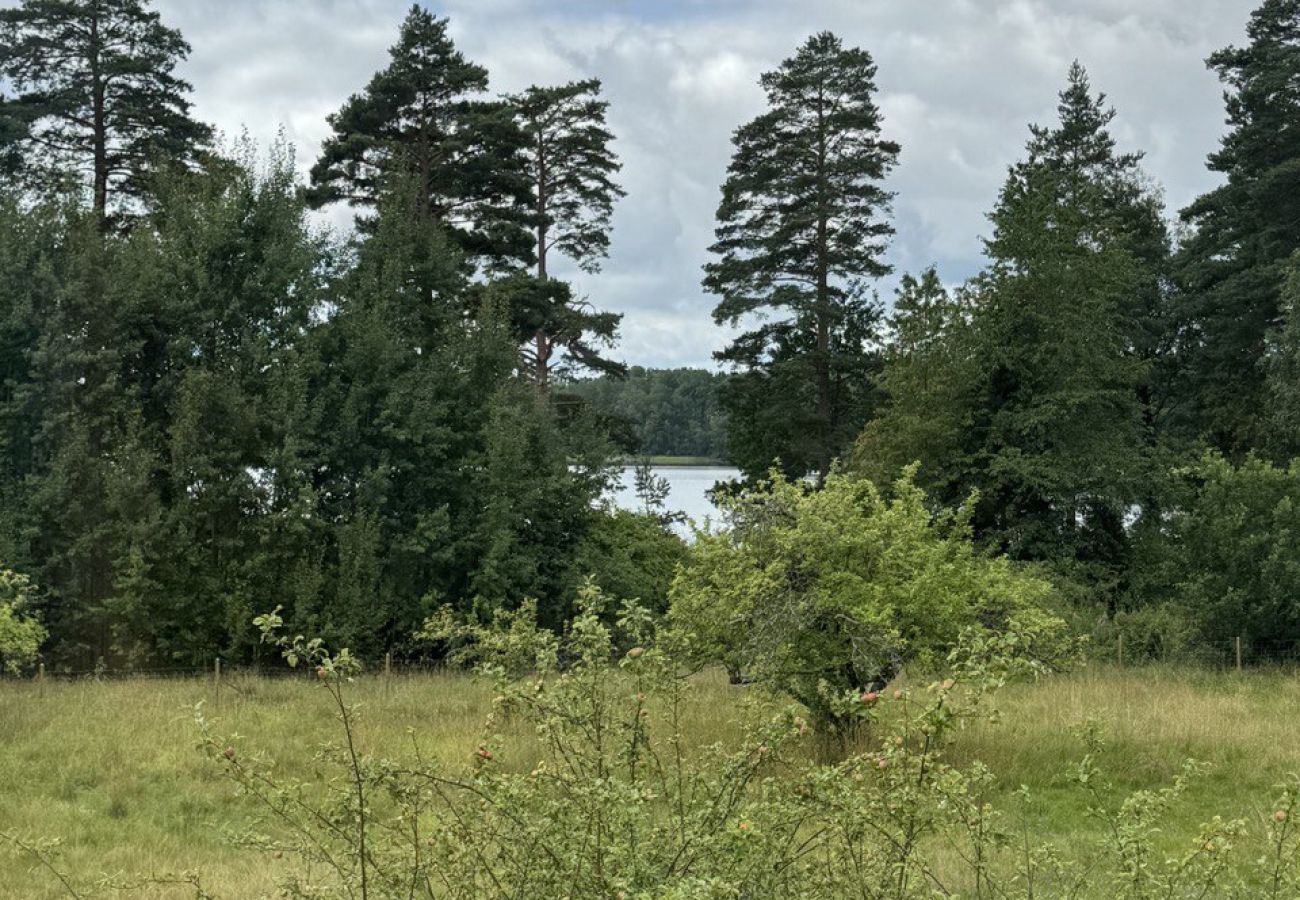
left=186, top=586, right=1300, bottom=898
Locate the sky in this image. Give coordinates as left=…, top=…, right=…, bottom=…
left=153, top=0, right=1259, bottom=369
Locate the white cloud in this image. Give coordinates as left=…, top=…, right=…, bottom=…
left=151, top=0, right=1257, bottom=368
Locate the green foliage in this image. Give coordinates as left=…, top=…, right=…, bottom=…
left=1267, top=254, right=1300, bottom=457
left=856, top=65, right=1169, bottom=613
left=307, top=6, right=531, bottom=270
left=1174, top=0, right=1300, bottom=456
left=0, top=565, right=45, bottom=672
left=961, top=63, right=1165, bottom=567
left=495, top=273, right=624, bottom=387
left=566, top=366, right=729, bottom=458
left=703, top=31, right=897, bottom=481
left=469, top=383, right=611, bottom=628
left=1147, top=454, right=1300, bottom=658
left=177, top=599, right=1300, bottom=899
left=0, top=143, right=613, bottom=665
left=0, top=0, right=212, bottom=218
left=573, top=509, right=688, bottom=615
left=853, top=268, right=980, bottom=505
left=668, top=469, right=1066, bottom=733
left=511, top=79, right=626, bottom=389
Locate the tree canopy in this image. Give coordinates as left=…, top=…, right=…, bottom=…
left=703, top=31, right=897, bottom=482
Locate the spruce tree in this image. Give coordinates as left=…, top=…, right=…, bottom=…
left=0, top=0, right=211, bottom=219
left=852, top=268, right=978, bottom=503
left=962, top=63, right=1167, bottom=569
left=300, top=178, right=491, bottom=654
left=509, top=80, right=626, bottom=388
left=1267, top=256, right=1300, bottom=456
left=308, top=6, right=532, bottom=270
left=703, top=31, right=898, bottom=482
left=1175, top=0, right=1300, bottom=456
left=20, top=214, right=163, bottom=664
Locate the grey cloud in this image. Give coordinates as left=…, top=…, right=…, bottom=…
left=153, top=0, right=1256, bottom=368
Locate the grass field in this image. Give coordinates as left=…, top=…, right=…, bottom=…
left=2, top=664, right=1299, bottom=898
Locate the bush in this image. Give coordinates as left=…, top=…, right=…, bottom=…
left=668, top=469, right=1067, bottom=734
left=572, top=509, right=688, bottom=615
left=182, top=593, right=1300, bottom=899
left=0, top=566, right=45, bottom=673
left=1136, top=454, right=1300, bottom=661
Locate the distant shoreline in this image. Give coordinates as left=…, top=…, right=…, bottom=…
left=615, top=455, right=729, bottom=467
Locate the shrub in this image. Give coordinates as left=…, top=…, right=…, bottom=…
left=572, top=508, right=689, bottom=615
left=667, top=469, right=1067, bottom=734
left=0, top=566, right=45, bottom=674
left=1134, top=454, right=1300, bottom=661
left=184, top=592, right=1300, bottom=899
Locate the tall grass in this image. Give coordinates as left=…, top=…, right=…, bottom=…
left=2, top=665, right=1298, bottom=898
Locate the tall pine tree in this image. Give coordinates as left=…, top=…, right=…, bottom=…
left=308, top=6, right=532, bottom=270
left=1174, top=0, right=1300, bottom=456
left=703, top=32, right=898, bottom=482
left=509, top=80, right=626, bottom=389
left=0, top=0, right=211, bottom=220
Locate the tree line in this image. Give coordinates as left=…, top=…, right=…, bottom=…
left=565, top=367, right=729, bottom=460
left=1, top=0, right=1299, bottom=668
left=700, top=5, right=1300, bottom=658
left=0, top=1, right=679, bottom=669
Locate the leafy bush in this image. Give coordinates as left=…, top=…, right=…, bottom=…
left=183, top=592, right=1300, bottom=899
left=572, top=509, right=688, bottom=614
left=0, top=566, right=45, bottom=673
left=14, top=585, right=1300, bottom=897
left=1130, top=454, right=1300, bottom=661
left=668, top=469, right=1067, bottom=734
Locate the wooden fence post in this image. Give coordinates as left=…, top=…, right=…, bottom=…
left=1236, top=636, right=1243, bottom=673
left=37, top=662, right=44, bottom=698
left=384, top=651, right=392, bottom=699
left=1117, top=633, right=1123, bottom=668
left=214, top=657, right=222, bottom=710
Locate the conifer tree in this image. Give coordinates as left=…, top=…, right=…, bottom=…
left=962, top=63, right=1167, bottom=568
left=703, top=31, right=898, bottom=482
left=308, top=6, right=532, bottom=270
left=853, top=268, right=977, bottom=502
left=0, top=94, right=29, bottom=179
left=0, top=0, right=211, bottom=219
left=1175, top=0, right=1300, bottom=456
left=509, top=80, right=626, bottom=388
left=1267, top=256, right=1300, bottom=457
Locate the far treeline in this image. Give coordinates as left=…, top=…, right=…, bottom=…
left=564, top=367, right=729, bottom=460
left=0, top=0, right=1299, bottom=671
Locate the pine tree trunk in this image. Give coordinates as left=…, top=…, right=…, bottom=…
left=814, top=97, right=833, bottom=485
left=534, top=133, right=550, bottom=392
left=89, top=5, right=109, bottom=222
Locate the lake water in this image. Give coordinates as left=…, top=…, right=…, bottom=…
left=607, top=465, right=741, bottom=533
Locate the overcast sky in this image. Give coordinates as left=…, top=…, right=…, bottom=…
left=154, top=0, right=1257, bottom=369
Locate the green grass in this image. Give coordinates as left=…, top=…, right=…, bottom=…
left=2, top=665, right=1299, bottom=897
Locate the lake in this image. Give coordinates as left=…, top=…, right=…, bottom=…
left=607, top=465, right=741, bottom=533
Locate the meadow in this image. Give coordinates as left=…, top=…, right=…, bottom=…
left=2, top=664, right=1299, bottom=898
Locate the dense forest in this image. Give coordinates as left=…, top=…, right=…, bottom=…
left=0, top=0, right=1298, bottom=674
left=565, top=367, right=728, bottom=459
